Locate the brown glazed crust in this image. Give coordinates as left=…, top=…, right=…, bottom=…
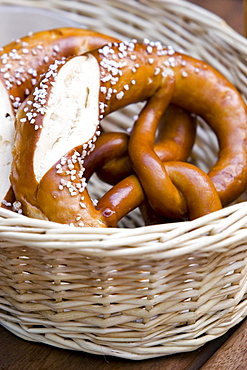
left=10, top=57, right=104, bottom=226
left=0, top=28, right=118, bottom=205
left=91, top=42, right=247, bottom=206
left=0, top=27, right=118, bottom=111
left=11, top=40, right=247, bottom=226
left=94, top=105, right=196, bottom=185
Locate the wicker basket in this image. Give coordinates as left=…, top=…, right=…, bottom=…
left=0, top=0, right=247, bottom=361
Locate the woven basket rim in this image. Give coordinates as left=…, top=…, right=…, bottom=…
left=1, top=201, right=247, bottom=259
left=1, top=0, right=247, bottom=43
left=0, top=0, right=246, bottom=248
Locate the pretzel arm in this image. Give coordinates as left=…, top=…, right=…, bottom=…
left=91, top=106, right=198, bottom=225
left=97, top=105, right=196, bottom=185
left=140, top=105, right=197, bottom=225
left=165, top=162, right=222, bottom=219
left=96, top=174, right=144, bottom=227
left=128, top=77, right=188, bottom=219
left=36, top=150, right=106, bottom=227
left=0, top=28, right=118, bottom=110
left=155, top=106, right=196, bottom=162
left=97, top=161, right=222, bottom=224
left=83, top=131, right=129, bottom=180
left=169, top=55, right=247, bottom=205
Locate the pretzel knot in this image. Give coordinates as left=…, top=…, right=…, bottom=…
left=124, top=77, right=221, bottom=222
left=95, top=102, right=221, bottom=226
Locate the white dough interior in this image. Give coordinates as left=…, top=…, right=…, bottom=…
left=0, top=80, right=15, bottom=200
left=34, top=54, right=100, bottom=182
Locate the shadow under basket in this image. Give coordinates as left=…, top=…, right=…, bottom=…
left=0, top=0, right=247, bottom=360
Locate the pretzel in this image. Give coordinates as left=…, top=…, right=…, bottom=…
left=11, top=39, right=246, bottom=226
left=83, top=105, right=198, bottom=225
left=95, top=84, right=221, bottom=224
left=96, top=162, right=222, bottom=226
left=0, top=27, right=118, bottom=205
left=0, top=27, right=118, bottom=111
left=92, top=107, right=221, bottom=225
left=91, top=41, right=247, bottom=207
left=139, top=105, right=197, bottom=225
left=93, top=105, right=196, bottom=185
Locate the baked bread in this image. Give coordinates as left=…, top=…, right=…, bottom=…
left=0, top=27, right=118, bottom=204
left=11, top=40, right=247, bottom=226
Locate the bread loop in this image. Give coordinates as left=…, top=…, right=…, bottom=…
left=97, top=161, right=222, bottom=226
left=96, top=86, right=222, bottom=224
left=0, top=28, right=118, bottom=113
left=91, top=105, right=220, bottom=224
left=0, top=28, right=118, bottom=205
left=92, top=41, right=247, bottom=206
left=80, top=105, right=197, bottom=225
left=92, top=105, right=196, bottom=185
left=128, top=75, right=187, bottom=219
left=127, top=91, right=222, bottom=220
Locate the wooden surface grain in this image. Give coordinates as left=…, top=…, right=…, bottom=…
left=0, top=1, right=246, bottom=369
left=0, top=323, right=232, bottom=370
left=201, top=319, right=247, bottom=370
left=189, top=0, right=244, bottom=35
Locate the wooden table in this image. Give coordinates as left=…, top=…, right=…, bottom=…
left=0, top=1, right=246, bottom=369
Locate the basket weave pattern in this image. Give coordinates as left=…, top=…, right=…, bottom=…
left=0, top=0, right=247, bottom=360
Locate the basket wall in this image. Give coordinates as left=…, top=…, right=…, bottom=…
left=0, top=0, right=247, bottom=360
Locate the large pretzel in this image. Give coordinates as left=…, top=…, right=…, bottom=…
left=11, top=40, right=246, bottom=226
left=0, top=27, right=118, bottom=204
left=12, top=84, right=220, bottom=227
